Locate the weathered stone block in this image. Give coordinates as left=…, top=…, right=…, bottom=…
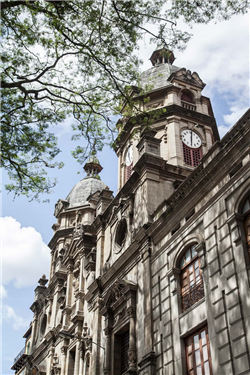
left=218, top=345, right=231, bottom=365
left=212, top=298, right=225, bottom=318
left=225, top=289, right=240, bottom=310
left=229, top=319, right=245, bottom=341
left=216, top=328, right=229, bottom=349
left=221, top=247, right=234, bottom=267
left=163, top=322, right=172, bottom=337
left=209, top=258, right=220, bottom=277
left=228, top=304, right=242, bottom=326
left=214, top=313, right=227, bottom=334
left=222, top=260, right=236, bottom=279
left=225, top=274, right=238, bottom=295
left=232, top=336, right=247, bottom=358
left=206, top=245, right=218, bottom=264
left=234, top=353, right=250, bottom=375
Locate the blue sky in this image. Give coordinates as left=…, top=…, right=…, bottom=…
left=1, top=12, right=249, bottom=375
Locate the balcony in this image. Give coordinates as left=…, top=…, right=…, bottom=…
left=11, top=347, right=28, bottom=373
left=182, top=280, right=204, bottom=312
left=181, top=100, right=196, bottom=111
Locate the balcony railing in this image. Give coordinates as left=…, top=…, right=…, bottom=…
left=182, top=280, right=204, bottom=312
left=181, top=101, right=196, bottom=111
left=13, top=347, right=25, bottom=364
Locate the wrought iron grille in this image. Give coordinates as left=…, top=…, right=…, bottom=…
left=121, top=331, right=129, bottom=374
left=182, top=280, right=204, bottom=312
left=13, top=347, right=25, bottom=364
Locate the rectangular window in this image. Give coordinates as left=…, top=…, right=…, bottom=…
left=185, top=326, right=212, bottom=375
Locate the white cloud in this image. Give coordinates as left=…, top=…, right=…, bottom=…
left=2, top=305, right=31, bottom=330
left=223, top=105, right=250, bottom=127
left=1, top=217, right=50, bottom=288
left=0, top=285, right=7, bottom=299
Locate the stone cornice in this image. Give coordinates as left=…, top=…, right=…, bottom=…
left=48, top=227, right=73, bottom=249
left=115, top=103, right=218, bottom=148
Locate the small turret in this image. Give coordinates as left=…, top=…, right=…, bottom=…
left=83, top=156, right=103, bottom=177
left=149, top=44, right=175, bottom=66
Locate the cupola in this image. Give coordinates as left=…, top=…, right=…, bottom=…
left=149, top=44, right=175, bottom=66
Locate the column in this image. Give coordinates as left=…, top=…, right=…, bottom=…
left=74, top=341, right=80, bottom=375
left=62, top=260, right=74, bottom=329
left=60, top=346, right=67, bottom=375
left=138, top=238, right=156, bottom=375
left=104, top=325, right=112, bottom=375
left=79, top=343, right=85, bottom=375
left=167, top=267, right=181, bottom=375
left=127, top=304, right=137, bottom=374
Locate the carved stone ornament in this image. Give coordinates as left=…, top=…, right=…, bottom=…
left=114, top=307, right=127, bottom=325
left=146, top=100, right=163, bottom=109
left=73, top=223, right=84, bottom=238
left=128, top=350, right=137, bottom=366
left=54, top=200, right=64, bottom=217
left=50, top=353, right=61, bottom=375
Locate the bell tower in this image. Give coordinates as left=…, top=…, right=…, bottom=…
left=115, top=45, right=219, bottom=190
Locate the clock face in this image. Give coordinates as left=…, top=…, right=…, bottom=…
left=125, top=145, right=133, bottom=166
left=181, top=130, right=202, bottom=149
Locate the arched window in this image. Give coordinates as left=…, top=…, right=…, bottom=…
left=40, top=314, right=47, bottom=336
left=180, top=245, right=204, bottom=312
left=26, top=341, right=30, bottom=354
left=125, top=145, right=133, bottom=183
left=181, top=91, right=194, bottom=103
left=242, top=196, right=250, bottom=255
left=115, top=219, right=127, bottom=248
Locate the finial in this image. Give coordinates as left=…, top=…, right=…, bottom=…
left=38, top=274, right=48, bottom=286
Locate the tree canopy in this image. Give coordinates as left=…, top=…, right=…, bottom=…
left=1, top=0, right=249, bottom=200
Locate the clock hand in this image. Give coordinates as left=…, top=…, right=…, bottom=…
left=191, top=131, right=193, bottom=146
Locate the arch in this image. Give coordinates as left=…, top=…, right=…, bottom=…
left=40, top=314, right=47, bottom=336
left=180, top=89, right=195, bottom=103
left=172, top=232, right=204, bottom=269
left=233, top=184, right=250, bottom=215
left=114, top=218, right=128, bottom=253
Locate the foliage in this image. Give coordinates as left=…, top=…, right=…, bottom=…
left=1, top=0, right=249, bottom=200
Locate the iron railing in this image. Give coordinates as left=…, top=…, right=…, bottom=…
left=182, top=280, right=204, bottom=312
left=13, top=347, right=25, bottom=364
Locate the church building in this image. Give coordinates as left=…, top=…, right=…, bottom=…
left=12, top=46, right=250, bottom=375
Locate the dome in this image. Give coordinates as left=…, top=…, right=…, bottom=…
left=66, top=157, right=107, bottom=208
left=140, top=62, right=180, bottom=91
left=139, top=45, right=179, bottom=91
left=66, top=176, right=107, bottom=208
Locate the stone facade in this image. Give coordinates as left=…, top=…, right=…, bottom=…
left=12, top=47, right=250, bottom=375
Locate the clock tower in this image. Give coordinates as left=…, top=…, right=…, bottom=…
left=116, top=45, right=219, bottom=190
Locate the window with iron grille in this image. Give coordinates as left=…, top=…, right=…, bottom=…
left=126, top=163, right=133, bottom=182
left=121, top=331, right=129, bottom=374
left=183, top=143, right=202, bottom=167
left=242, top=196, right=250, bottom=258
left=181, top=245, right=204, bottom=312
left=185, top=326, right=213, bottom=375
